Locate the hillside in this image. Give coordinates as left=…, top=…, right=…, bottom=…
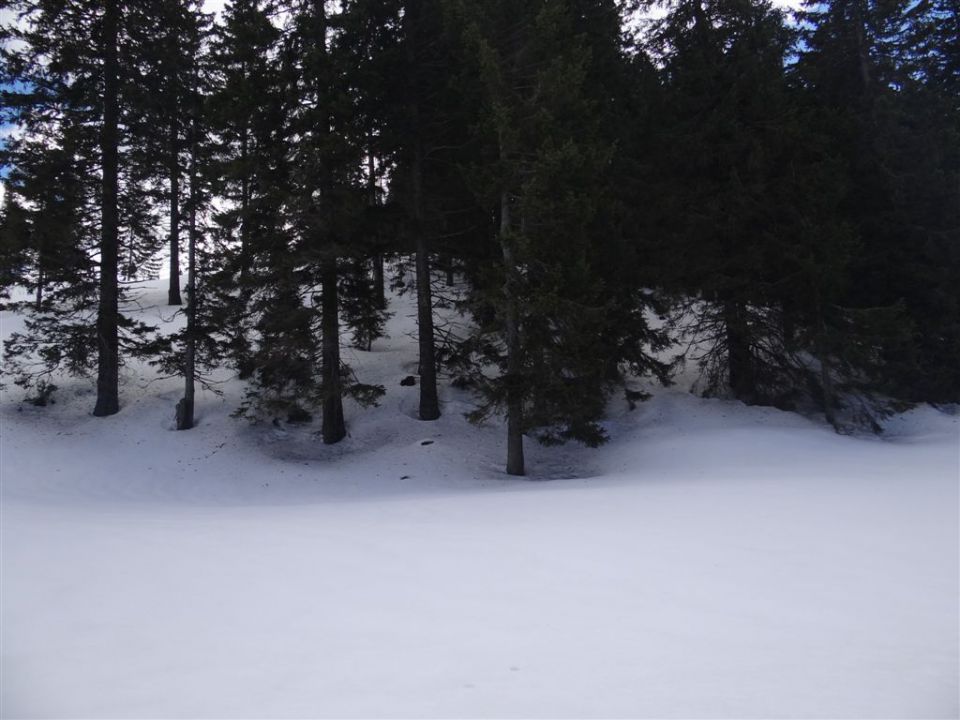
left=1, top=279, right=958, bottom=718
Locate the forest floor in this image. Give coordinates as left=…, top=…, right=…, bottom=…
left=1, top=278, right=958, bottom=718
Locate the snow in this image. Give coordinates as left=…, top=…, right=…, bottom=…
left=1, top=279, right=958, bottom=719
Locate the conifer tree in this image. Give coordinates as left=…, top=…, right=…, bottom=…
left=202, top=0, right=317, bottom=423
left=169, top=3, right=211, bottom=430
left=1, top=0, right=161, bottom=414
left=345, top=0, right=473, bottom=421
left=127, top=0, right=206, bottom=305
left=0, top=135, right=86, bottom=310
left=0, top=183, right=32, bottom=298
left=650, top=0, right=801, bottom=406
left=452, top=0, right=671, bottom=475
left=217, top=0, right=385, bottom=436
left=287, top=0, right=349, bottom=442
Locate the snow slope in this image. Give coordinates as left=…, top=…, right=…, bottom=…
left=1, top=279, right=958, bottom=719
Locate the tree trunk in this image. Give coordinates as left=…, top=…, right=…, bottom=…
left=239, top=127, right=250, bottom=284
left=94, top=0, right=120, bottom=417
left=372, top=254, right=384, bottom=308
left=313, top=0, right=345, bottom=444
left=816, top=294, right=837, bottom=428
left=724, top=299, right=754, bottom=403
left=321, top=257, right=346, bottom=444
left=413, top=150, right=440, bottom=421
left=368, top=149, right=385, bottom=310
left=500, top=188, right=524, bottom=476
left=167, top=110, right=182, bottom=305
left=177, top=92, right=199, bottom=431
left=406, top=2, right=440, bottom=422
left=35, top=265, right=43, bottom=310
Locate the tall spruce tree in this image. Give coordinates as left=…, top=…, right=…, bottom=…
left=1, top=0, right=161, bottom=414
left=649, top=0, right=804, bottom=406
left=451, top=0, right=671, bottom=475
left=203, top=0, right=322, bottom=424
left=217, top=0, right=385, bottom=437
left=396, top=0, right=448, bottom=421
left=286, top=0, right=349, bottom=442
left=127, top=0, right=206, bottom=305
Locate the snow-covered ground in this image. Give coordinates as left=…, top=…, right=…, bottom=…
left=1, top=279, right=957, bottom=719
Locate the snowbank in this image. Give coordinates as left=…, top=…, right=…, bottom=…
left=1, top=280, right=957, bottom=718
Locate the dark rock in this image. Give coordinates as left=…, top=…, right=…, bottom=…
left=400, top=375, right=416, bottom=386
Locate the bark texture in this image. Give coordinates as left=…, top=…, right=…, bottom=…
left=94, top=0, right=120, bottom=417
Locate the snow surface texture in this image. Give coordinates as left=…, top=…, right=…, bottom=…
left=1, top=279, right=958, bottom=719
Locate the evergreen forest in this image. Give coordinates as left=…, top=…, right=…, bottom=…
left=1, top=0, right=957, bottom=476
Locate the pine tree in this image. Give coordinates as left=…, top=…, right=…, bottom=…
left=395, top=0, right=441, bottom=421
left=345, top=0, right=472, bottom=422
left=169, top=3, right=211, bottom=430
left=0, top=134, right=87, bottom=310
left=127, top=1, right=206, bottom=305
left=450, top=0, right=671, bottom=475
left=202, top=0, right=314, bottom=423
left=330, top=0, right=395, bottom=353
left=287, top=0, right=350, bottom=443
left=0, top=183, right=33, bottom=299
left=1, top=0, right=161, bottom=414
left=648, top=0, right=799, bottom=404
left=217, top=0, right=385, bottom=435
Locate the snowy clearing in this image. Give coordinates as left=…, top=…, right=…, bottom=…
left=1, top=280, right=958, bottom=719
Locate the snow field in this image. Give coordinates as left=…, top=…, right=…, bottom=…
left=1, top=279, right=957, bottom=718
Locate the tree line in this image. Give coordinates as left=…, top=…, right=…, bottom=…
left=1, top=0, right=956, bottom=475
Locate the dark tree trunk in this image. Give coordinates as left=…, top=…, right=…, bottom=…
left=724, top=300, right=754, bottom=403
left=372, top=254, right=385, bottom=308
left=368, top=149, right=385, bottom=310
left=239, top=127, right=250, bottom=284
left=166, top=20, right=181, bottom=305
left=314, top=0, right=345, bottom=445
left=500, top=188, right=524, bottom=476
left=167, top=111, right=182, bottom=305
left=406, top=0, right=440, bottom=422
left=413, top=151, right=440, bottom=421
left=177, top=95, right=199, bottom=431
left=35, top=265, right=43, bottom=310
left=94, top=0, right=120, bottom=417
left=321, top=257, right=346, bottom=444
